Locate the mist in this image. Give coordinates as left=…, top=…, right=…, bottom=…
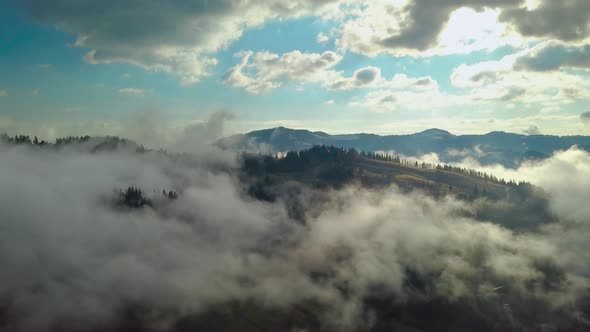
left=1, top=136, right=590, bottom=331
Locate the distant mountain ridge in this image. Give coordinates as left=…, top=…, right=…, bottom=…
left=218, top=127, right=590, bottom=168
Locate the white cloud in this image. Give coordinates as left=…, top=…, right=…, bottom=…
left=450, top=44, right=590, bottom=108
left=24, top=0, right=346, bottom=85
left=333, top=1, right=524, bottom=57
left=349, top=74, right=456, bottom=112
left=224, top=50, right=466, bottom=113
left=316, top=32, right=330, bottom=45
left=330, top=0, right=590, bottom=58
left=225, top=50, right=440, bottom=97
left=224, top=50, right=343, bottom=93
left=21, top=0, right=590, bottom=86
left=118, top=88, right=145, bottom=97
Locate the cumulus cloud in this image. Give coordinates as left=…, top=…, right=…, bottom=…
left=500, top=0, right=590, bottom=42
left=224, top=51, right=441, bottom=102
left=514, top=41, right=590, bottom=72
left=316, top=32, right=330, bottom=45
left=223, top=50, right=343, bottom=93
left=331, top=0, right=590, bottom=58
left=327, top=66, right=382, bottom=90
left=350, top=74, right=456, bottom=112
left=118, top=88, right=145, bottom=97
left=377, top=0, right=517, bottom=51
left=333, top=1, right=524, bottom=57
left=21, top=0, right=345, bottom=85
left=450, top=45, right=590, bottom=107
left=523, top=125, right=541, bottom=135
left=19, top=0, right=590, bottom=85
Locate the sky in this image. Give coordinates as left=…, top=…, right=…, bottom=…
left=1, top=0, right=590, bottom=139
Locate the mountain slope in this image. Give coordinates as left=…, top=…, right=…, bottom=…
left=219, top=127, right=590, bottom=167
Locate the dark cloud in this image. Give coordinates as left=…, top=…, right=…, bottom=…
left=415, top=77, right=436, bottom=86
left=581, top=111, right=590, bottom=125
left=19, top=0, right=590, bottom=79
left=515, top=41, right=590, bottom=71
left=21, top=0, right=342, bottom=84
left=500, top=0, right=590, bottom=41
left=500, top=87, right=526, bottom=101
left=471, top=71, right=500, bottom=84
left=354, top=67, right=380, bottom=84
left=339, top=0, right=590, bottom=58
left=523, top=125, right=541, bottom=135
left=379, top=0, right=520, bottom=51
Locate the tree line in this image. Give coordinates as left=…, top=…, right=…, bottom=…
left=116, top=187, right=179, bottom=209
left=242, top=145, right=527, bottom=187
left=1, top=133, right=149, bottom=153
left=355, top=149, right=529, bottom=186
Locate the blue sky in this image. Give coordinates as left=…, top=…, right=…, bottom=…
left=1, top=0, right=590, bottom=139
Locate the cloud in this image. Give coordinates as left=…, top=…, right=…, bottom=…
left=20, top=0, right=590, bottom=86
left=0, top=90, right=7, bottom=96
left=450, top=46, right=590, bottom=107
left=327, top=66, right=382, bottom=90
left=446, top=147, right=590, bottom=222
left=330, top=0, right=590, bottom=58
left=333, top=1, right=524, bottom=57
left=129, top=109, right=237, bottom=165
left=118, top=88, right=145, bottom=97
left=581, top=111, right=590, bottom=125
left=500, top=0, right=590, bottom=42
left=316, top=32, right=330, bottom=45
left=2, top=142, right=590, bottom=330
left=223, top=50, right=459, bottom=113
left=514, top=41, right=590, bottom=72
left=224, top=51, right=442, bottom=101
left=22, top=0, right=344, bottom=85
left=32, top=89, right=39, bottom=96
left=350, top=74, right=456, bottom=112
left=0, top=145, right=277, bottom=330
left=377, top=0, right=517, bottom=51
left=223, top=50, right=343, bottom=93
left=523, top=125, right=541, bottom=135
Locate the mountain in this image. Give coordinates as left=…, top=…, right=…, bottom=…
left=219, top=127, right=590, bottom=167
